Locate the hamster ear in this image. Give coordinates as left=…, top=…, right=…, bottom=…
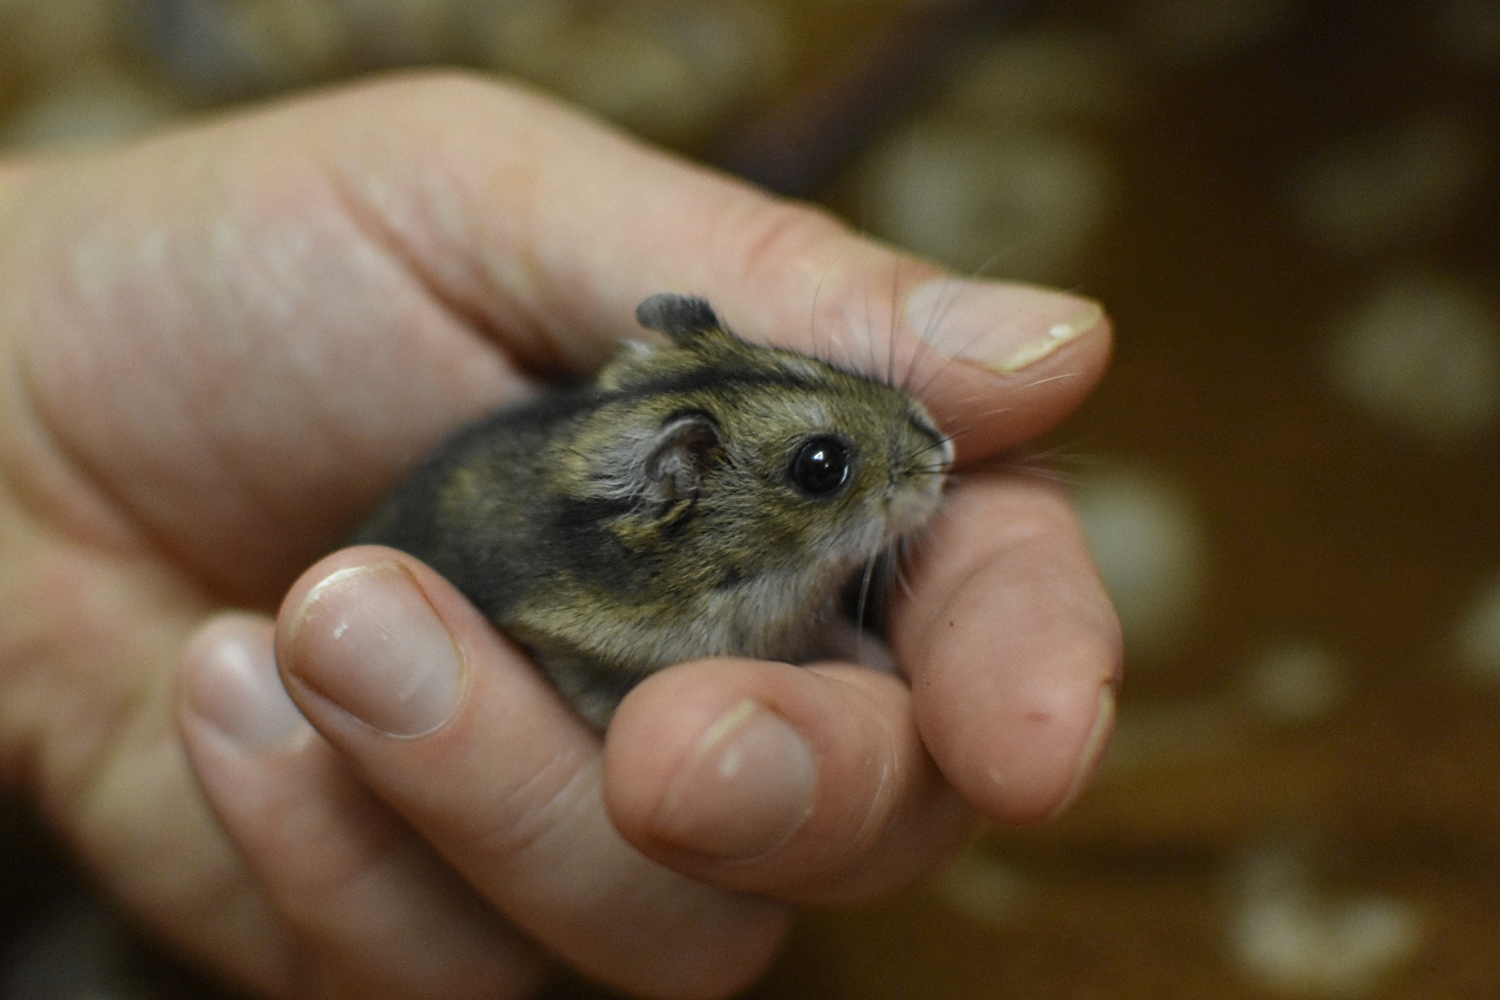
left=635, top=293, right=723, bottom=344
left=644, top=411, right=722, bottom=503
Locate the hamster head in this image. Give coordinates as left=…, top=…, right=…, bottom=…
left=556, top=294, right=953, bottom=641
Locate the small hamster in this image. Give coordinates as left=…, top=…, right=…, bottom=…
left=354, top=293, right=952, bottom=726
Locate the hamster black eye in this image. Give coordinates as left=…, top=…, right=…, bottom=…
left=789, top=436, right=851, bottom=496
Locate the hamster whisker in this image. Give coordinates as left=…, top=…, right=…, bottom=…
left=809, top=266, right=829, bottom=341
left=928, top=418, right=1003, bottom=449
left=1003, top=446, right=1097, bottom=486
left=940, top=448, right=1080, bottom=487
left=901, top=271, right=970, bottom=396
left=877, top=537, right=914, bottom=606
left=853, top=277, right=882, bottom=381
left=895, top=440, right=954, bottom=470
left=852, top=552, right=881, bottom=658
left=999, top=458, right=1076, bottom=487
left=884, top=264, right=899, bottom=389
left=1014, top=371, right=1083, bottom=392
left=807, top=265, right=840, bottom=369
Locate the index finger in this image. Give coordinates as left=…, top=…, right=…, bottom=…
left=311, top=73, right=1112, bottom=459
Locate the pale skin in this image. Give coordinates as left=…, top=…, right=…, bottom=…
left=0, top=74, right=1121, bottom=999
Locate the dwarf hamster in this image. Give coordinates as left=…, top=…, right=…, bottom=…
left=354, top=293, right=952, bottom=726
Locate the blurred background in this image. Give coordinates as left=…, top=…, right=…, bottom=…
left=2, top=0, right=1498, bottom=997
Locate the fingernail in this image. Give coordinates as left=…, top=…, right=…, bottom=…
left=905, top=278, right=1104, bottom=374
left=1047, top=686, right=1116, bottom=821
left=184, top=621, right=310, bottom=753
left=287, top=562, right=464, bottom=738
left=655, top=699, right=818, bottom=860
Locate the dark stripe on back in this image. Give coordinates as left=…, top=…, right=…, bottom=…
left=611, top=367, right=832, bottom=401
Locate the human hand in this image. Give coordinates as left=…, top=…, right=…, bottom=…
left=0, top=73, right=1119, bottom=998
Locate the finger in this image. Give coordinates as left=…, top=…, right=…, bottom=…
left=305, top=73, right=1113, bottom=459
left=891, top=472, right=1123, bottom=825
left=603, top=658, right=975, bottom=903
left=275, top=546, right=790, bottom=1000
left=178, top=613, right=546, bottom=1000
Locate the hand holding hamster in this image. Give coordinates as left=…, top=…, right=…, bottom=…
left=0, top=77, right=1119, bottom=999
left=355, top=292, right=953, bottom=725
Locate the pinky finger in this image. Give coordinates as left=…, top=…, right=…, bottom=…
left=178, top=613, right=548, bottom=1000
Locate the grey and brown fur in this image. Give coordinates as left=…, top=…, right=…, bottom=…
left=355, top=293, right=952, bottom=726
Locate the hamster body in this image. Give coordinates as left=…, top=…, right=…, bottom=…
left=355, top=293, right=952, bottom=726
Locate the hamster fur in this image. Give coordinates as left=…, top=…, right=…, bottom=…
left=354, top=293, right=952, bottom=726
